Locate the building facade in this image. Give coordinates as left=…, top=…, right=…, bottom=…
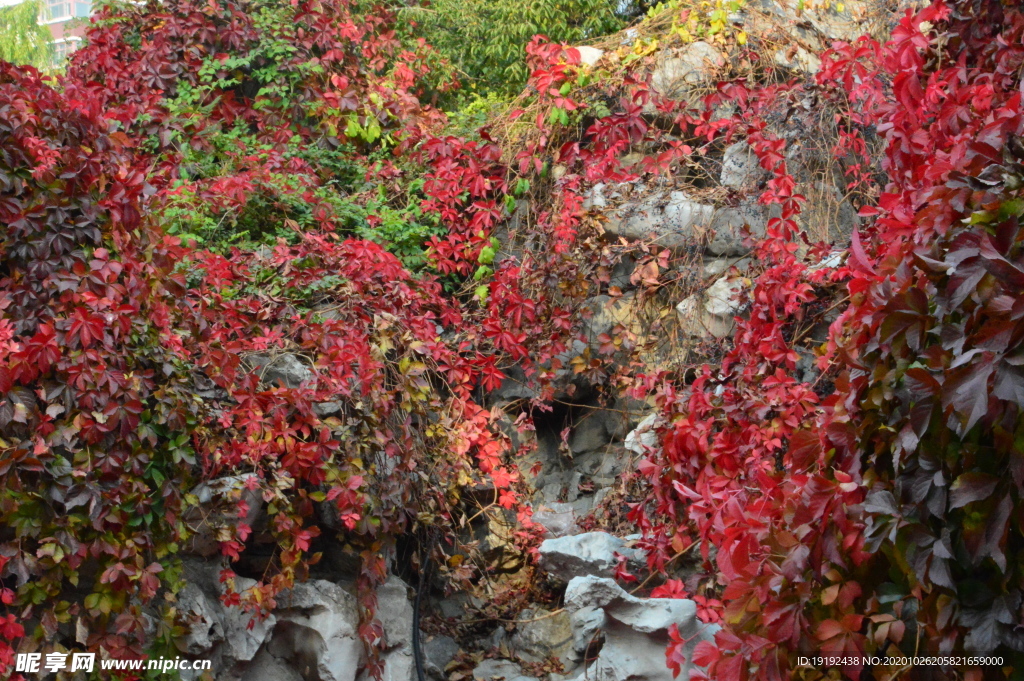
left=42, top=0, right=91, bottom=60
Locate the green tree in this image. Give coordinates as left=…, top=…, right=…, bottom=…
left=404, top=0, right=623, bottom=102
left=0, top=0, right=53, bottom=70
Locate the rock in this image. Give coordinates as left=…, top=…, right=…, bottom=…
left=241, top=649, right=304, bottom=681
left=563, top=577, right=717, bottom=681
left=624, top=414, right=658, bottom=455
left=422, top=635, right=459, bottom=680
left=175, top=582, right=224, bottom=656
left=650, top=42, right=725, bottom=99
left=221, top=582, right=276, bottom=665
left=532, top=503, right=578, bottom=538
left=375, top=576, right=414, bottom=648
left=472, top=659, right=537, bottom=681
left=569, top=412, right=611, bottom=455
left=573, top=445, right=628, bottom=481
left=604, top=192, right=715, bottom=254
left=510, top=608, right=575, bottom=666
left=720, top=141, right=763, bottom=188
left=676, top=276, right=748, bottom=340
left=184, top=475, right=263, bottom=557
left=270, top=580, right=362, bottom=681
left=175, top=559, right=275, bottom=671
left=538, top=532, right=645, bottom=582
left=576, top=46, right=604, bottom=67
left=774, top=46, right=822, bottom=74
left=569, top=606, right=607, bottom=659
left=582, top=294, right=642, bottom=342
left=797, top=182, right=859, bottom=244
left=313, top=400, right=342, bottom=417
left=245, top=352, right=313, bottom=389
left=707, top=200, right=768, bottom=256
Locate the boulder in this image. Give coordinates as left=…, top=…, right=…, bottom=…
left=510, top=608, right=575, bottom=666
left=676, top=276, right=748, bottom=340
left=582, top=294, right=642, bottom=343
left=569, top=411, right=612, bottom=455
left=422, top=635, right=459, bottom=681
left=569, top=606, right=606, bottom=659
left=707, top=200, right=768, bottom=256
left=650, top=42, right=725, bottom=99
left=184, top=475, right=262, bottom=557
left=241, top=649, right=305, bottom=681
left=624, top=414, right=658, bottom=455
left=538, top=532, right=645, bottom=582
left=720, top=141, right=763, bottom=189
left=364, top=575, right=415, bottom=681
left=532, top=503, right=578, bottom=538
left=796, top=182, right=859, bottom=244
left=269, top=580, right=363, bottom=681
left=605, top=191, right=715, bottom=253
left=245, top=352, right=313, bottom=389
left=563, top=577, right=717, bottom=681
left=175, top=559, right=276, bottom=672
left=472, top=659, right=537, bottom=681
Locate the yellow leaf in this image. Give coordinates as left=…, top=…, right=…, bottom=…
left=736, top=30, right=747, bottom=45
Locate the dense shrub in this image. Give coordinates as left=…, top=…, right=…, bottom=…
left=2, top=0, right=1024, bottom=679
left=402, top=0, right=623, bottom=100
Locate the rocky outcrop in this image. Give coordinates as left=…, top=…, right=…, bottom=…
left=538, top=532, right=646, bottom=582
left=676, top=275, right=750, bottom=340
left=184, top=475, right=262, bottom=557
left=650, top=41, right=726, bottom=99
left=562, top=577, right=717, bottom=681
left=176, top=566, right=417, bottom=681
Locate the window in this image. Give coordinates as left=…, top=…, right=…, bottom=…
left=52, top=37, right=82, bottom=63
left=46, top=0, right=70, bottom=20
left=45, top=0, right=89, bottom=21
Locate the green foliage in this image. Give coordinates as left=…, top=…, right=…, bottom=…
left=403, top=0, right=623, bottom=100
left=0, top=0, right=53, bottom=70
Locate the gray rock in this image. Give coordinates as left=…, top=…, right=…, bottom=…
left=538, top=532, right=645, bottom=581
left=569, top=607, right=606, bottom=658
left=774, top=46, right=822, bottom=74
left=241, top=649, right=304, bottom=681
left=472, top=659, right=537, bottom=681
left=563, top=577, right=717, bottom=681
left=510, top=608, right=575, bottom=666
left=720, top=141, right=763, bottom=188
left=271, top=580, right=362, bottom=681
left=246, top=352, right=313, bottom=389
left=573, top=446, right=628, bottom=480
left=797, top=182, right=859, bottom=243
left=707, top=200, right=768, bottom=256
left=676, top=275, right=748, bottom=340
left=423, top=635, right=459, bottom=680
left=488, top=364, right=538, bottom=404
left=313, top=401, right=342, bottom=417
left=184, top=475, right=263, bottom=557
left=532, top=503, right=578, bottom=538
left=175, top=560, right=275, bottom=670
left=569, top=412, right=610, bottom=455
left=624, top=414, right=658, bottom=455
left=376, top=576, right=414, bottom=649
left=650, top=42, right=725, bottom=99
left=221, top=579, right=276, bottom=665
left=604, top=192, right=715, bottom=254
left=175, top=582, right=223, bottom=655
